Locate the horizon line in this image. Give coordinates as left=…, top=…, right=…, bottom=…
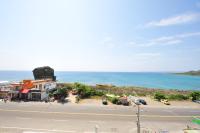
left=0, top=69, right=185, bottom=73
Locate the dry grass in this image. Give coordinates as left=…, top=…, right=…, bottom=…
left=58, top=83, right=193, bottom=97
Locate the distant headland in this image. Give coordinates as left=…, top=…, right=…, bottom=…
left=175, top=70, right=200, bottom=76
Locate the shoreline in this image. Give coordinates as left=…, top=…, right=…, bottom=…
left=57, top=81, right=200, bottom=91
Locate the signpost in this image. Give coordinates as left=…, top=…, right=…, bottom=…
left=192, top=117, right=200, bottom=125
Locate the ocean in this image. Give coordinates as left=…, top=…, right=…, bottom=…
left=0, top=71, right=200, bottom=90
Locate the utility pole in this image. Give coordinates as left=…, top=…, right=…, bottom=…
left=95, top=125, right=99, bottom=133
left=136, top=104, right=140, bottom=133
left=132, top=98, right=141, bottom=133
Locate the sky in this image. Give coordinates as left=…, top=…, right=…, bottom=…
left=0, top=0, right=200, bottom=72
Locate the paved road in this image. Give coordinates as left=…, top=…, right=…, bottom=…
left=0, top=101, right=199, bottom=133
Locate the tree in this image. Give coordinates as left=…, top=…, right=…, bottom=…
left=73, top=82, right=96, bottom=98
left=53, top=87, right=68, bottom=101
left=190, top=91, right=200, bottom=101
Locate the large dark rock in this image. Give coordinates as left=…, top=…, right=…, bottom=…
left=32, top=66, right=56, bottom=81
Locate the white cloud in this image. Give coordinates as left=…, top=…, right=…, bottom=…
left=136, top=53, right=161, bottom=57
left=146, top=13, right=200, bottom=27
left=164, top=39, right=183, bottom=45
left=129, top=32, right=200, bottom=47
left=177, top=32, right=200, bottom=38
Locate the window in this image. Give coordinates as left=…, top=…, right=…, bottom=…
left=39, top=84, right=42, bottom=90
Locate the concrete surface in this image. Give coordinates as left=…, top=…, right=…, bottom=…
left=0, top=101, right=200, bottom=133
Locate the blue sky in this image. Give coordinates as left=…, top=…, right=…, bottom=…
left=0, top=0, right=200, bottom=72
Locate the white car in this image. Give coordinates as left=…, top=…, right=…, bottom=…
left=127, top=96, right=141, bottom=105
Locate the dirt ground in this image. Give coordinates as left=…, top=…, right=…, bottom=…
left=77, top=95, right=200, bottom=108
left=63, top=92, right=200, bottom=108
left=140, top=96, right=200, bottom=108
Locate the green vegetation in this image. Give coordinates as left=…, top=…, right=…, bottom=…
left=190, top=91, right=200, bottom=101
left=154, top=92, right=191, bottom=101
left=73, top=82, right=104, bottom=98
left=58, top=83, right=200, bottom=102
left=176, top=70, right=200, bottom=76
left=168, top=94, right=189, bottom=100
left=154, top=92, right=166, bottom=101
left=153, top=91, right=200, bottom=101
left=49, top=87, right=69, bottom=102
left=106, top=94, right=120, bottom=104
left=110, top=97, right=119, bottom=104
left=56, top=88, right=68, bottom=97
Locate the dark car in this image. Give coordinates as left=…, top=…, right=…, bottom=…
left=193, top=100, right=200, bottom=104
left=138, top=99, right=147, bottom=105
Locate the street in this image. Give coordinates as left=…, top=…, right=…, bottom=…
left=0, top=101, right=199, bottom=133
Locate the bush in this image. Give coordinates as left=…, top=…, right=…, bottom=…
left=168, top=94, right=189, bottom=100
left=154, top=92, right=166, bottom=101
left=53, top=87, right=69, bottom=102
left=110, top=97, right=119, bottom=104
left=58, top=88, right=68, bottom=97
left=190, top=91, right=200, bottom=101
left=73, top=82, right=97, bottom=98
left=48, top=93, right=54, bottom=98
left=95, top=91, right=105, bottom=96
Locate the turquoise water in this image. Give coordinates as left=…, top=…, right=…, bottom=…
left=0, top=71, right=200, bottom=90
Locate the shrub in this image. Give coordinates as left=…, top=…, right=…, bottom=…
left=110, top=97, right=119, bottom=104
left=53, top=88, right=69, bottom=102
left=73, top=82, right=97, bottom=98
left=55, top=87, right=68, bottom=98
left=168, top=94, right=189, bottom=100
left=66, top=86, right=73, bottom=90
left=95, top=91, right=105, bottom=96
left=48, top=93, right=53, bottom=98
left=190, top=91, right=200, bottom=101
left=154, top=92, right=166, bottom=101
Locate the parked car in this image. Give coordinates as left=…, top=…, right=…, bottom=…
left=138, top=99, right=147, bottom=105
left=193, top=100, right=200, bottom=104
left=102, top=99, right=108, bottom=105
left=161, top=99, right=170, bottom=105
left=133, top=99, right=141, bottom=105
left=102, top=96, right=108, bottom=105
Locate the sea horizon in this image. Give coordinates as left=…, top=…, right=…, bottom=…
left=0, top=69, right=189, bottom=73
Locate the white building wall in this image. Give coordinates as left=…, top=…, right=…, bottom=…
left=33, top=80, right=56, bottom=101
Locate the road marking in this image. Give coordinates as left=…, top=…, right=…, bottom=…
left=16, top=117, right=32, bottom=120
left=0, top=126, right=75, bottom=133
left=51, top=119, right=69, bottom=122
left=23, top=131, right=47, bottom=133
left=89, top=120, right=105, bottom=124
left=0, top=108, right=199, bottom=118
